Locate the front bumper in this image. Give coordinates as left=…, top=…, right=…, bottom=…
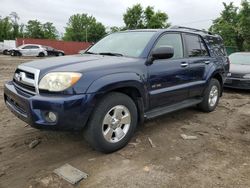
left=224, top=77, right=250, bottom=90
left=4, top=81, right=95, bottom=131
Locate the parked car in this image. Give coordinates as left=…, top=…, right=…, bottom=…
left=225, top=52, right=250, bottom=89
left=43, top=46, right=65, bottom=56
left=4, top=26, right=229, bottom=153
left=11, top=44, right=48, bottom=57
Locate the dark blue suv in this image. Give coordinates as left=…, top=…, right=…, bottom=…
left=4, top=26, right=229, bottom=153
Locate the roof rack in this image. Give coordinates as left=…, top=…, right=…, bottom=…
left=169, top=25, right=213, bottom=35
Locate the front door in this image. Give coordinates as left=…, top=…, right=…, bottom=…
left=148, top=33, right=191, bottom=109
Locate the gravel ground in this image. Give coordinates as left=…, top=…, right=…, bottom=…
left=0, top=55, right=250, bottom=188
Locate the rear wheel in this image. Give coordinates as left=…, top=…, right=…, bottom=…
left=38, top=52, right=45, bottom=57
left=84, top=92, right=138, bottom=153
left=198, top=78, right=220, bottom=112
left=3, top=50, right=8, bottom=55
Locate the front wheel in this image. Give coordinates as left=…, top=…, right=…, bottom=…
left=198, top=78, right=221, bottom=112
left=84, top=92, right=138, bottom=153
left=38, top=52, right=45, bottom=57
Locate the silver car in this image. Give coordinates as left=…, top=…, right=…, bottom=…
left=225, top=52, right=250, bottom=89
left=11, top=44, right=48, bottom=57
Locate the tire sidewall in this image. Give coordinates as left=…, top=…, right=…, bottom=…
left=38, top=52, right=45, bottom=57
left=87, top=93, right=138, bottom=153
left=206, top=79, right=221, bottom=111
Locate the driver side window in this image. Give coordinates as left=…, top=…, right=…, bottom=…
left=154, top=33, right=183, bottom=59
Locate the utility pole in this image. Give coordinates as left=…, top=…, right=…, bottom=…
left=85, top=26, right=88, bottom=42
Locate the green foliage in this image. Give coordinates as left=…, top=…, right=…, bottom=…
left=144, top=6, right=170, bottom=28
left=25, top=20, right=44, bottom=38
left=0, top=12, right=26, bottom=41
left=108, top=26, right=126, bottom=34
left=210, top=1, right=250, bottom=51
left=123, top=4, right=144, bottom=29
left=239, top=0, right=250, bottom=50
left=42, top=22, right=58, bottom=39
left=0, top=12, right=58, bottom=41
left=25, top=20, right=58, bottom=39
left=63, top=13, right=106, bottom=42
left=0, top=17, right=13, bottom=40
left=123, top=4, right=170, bottom=29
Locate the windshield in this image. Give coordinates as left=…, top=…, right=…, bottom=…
left=87, top=31, right=156, bottom=57
left=229, top=53, right=250, bottom=65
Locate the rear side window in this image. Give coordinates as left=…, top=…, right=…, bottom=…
left=30, top=46, right=39, bottom=49
left=22, top=46, right=32, bottom=49
left=185, top=34, right=209, bottom=57
left=154, top=33, right=183, bottom=59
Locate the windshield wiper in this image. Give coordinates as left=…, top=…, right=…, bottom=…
left=98, top=52, right=123, bottom=57
left=84, top=51, right=98, bottom=55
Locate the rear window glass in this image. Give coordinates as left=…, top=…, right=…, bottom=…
left=205, top=36, right=226, bottom=57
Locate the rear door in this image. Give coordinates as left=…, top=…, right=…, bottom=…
left=148, top=33, right=190, bottom=108
left=29, top=45, right=40, bottom=56
left=183, top=34, right=212, bottom=97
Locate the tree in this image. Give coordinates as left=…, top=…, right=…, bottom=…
left=10, top=12, right=19, bottom=38
left=43, top=22, right=58, bottom=39
left=25, top=20, right=58, bottom=39
left=123, top=4, right=170, bottom=29
left=239, top=0, right=250, bottom=50
left=209, top=1, right=250, bottom=51
left=107, top=26, right=126, bottom=34
left=25, top=20, right=44, bottom=38
left=123, top=4, right=144, bottom=29
left=144, top=6, right=170, bottom=28
left=0, top=16, right=13, bottom=41
left=63, top=13, right=106, bottom=42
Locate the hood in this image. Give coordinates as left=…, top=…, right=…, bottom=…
left=22, top=54, right=140, bottom=73
left=230, top=63, right=250, bottom=74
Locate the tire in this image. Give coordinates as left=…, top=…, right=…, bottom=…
left=38, top=52, right=45, bottom=57
left=84, top=92, right=138, bottom=153
left=198, top=78, right=221, bottom=112
left=3, top=50, right=8, bottom=55
left=58, top=52, right=64, bottom=56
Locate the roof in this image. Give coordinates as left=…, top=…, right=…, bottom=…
left=124, top=26, right=220, bottom=38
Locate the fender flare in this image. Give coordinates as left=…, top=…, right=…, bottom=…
left=86, top=72, right=148, bottom=106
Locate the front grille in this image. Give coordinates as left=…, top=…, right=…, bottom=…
left=13, top=79, right=36, bottom=93
left=13, top=66, right=39, bottom=95
left=15, top=69, right=35, bottom=79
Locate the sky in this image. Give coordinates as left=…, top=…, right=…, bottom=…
left=0, top=0, right=242, bottom=34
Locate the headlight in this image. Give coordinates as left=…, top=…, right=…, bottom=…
left=243, top=74, right=250, bottom=79
left=39, top=72, right=82, bottom=92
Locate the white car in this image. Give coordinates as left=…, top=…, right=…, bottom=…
left=11, top=44, right=48, bottom=57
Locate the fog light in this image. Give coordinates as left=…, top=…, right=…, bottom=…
left=45, top=111, right=57, bottom=123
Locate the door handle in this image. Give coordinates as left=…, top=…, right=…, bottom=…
left=181, top=62, right=189, bottom=67
left=204, top=60, right=210, bottom=64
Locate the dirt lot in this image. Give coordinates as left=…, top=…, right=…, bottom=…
left=0, top=55, right=250, bottom=188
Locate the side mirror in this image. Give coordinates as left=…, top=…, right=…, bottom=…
left=151, top=46, right=174, bottom=60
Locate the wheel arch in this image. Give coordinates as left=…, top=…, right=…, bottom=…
left=211, top=72, right=224, bottom=96
left=86, top=72, right=148, bottom=125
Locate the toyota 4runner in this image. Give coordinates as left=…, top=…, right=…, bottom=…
left=4, top=26, right=229, bottom=153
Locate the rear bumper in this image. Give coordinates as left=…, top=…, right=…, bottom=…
left=224, top=77, right=250, bottom=90
left=4, top=81, right=95, bottom=131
